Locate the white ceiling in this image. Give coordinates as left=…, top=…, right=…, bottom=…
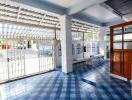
left=43, top=0, right=123, bottom=23
left=11, top=0, right=125, bottom=24
left=80, top=4, right=121, bottom=23
left=44, top=0, right=81, bottom=8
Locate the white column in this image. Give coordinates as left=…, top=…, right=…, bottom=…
left=60, top=15, right=73, bottom=73
left=99, top=27, right=107, bottom=59
left=53, top=39, right=57, bottom=69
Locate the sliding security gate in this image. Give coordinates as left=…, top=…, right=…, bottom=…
left=0, top=39, right=25, bottom=82
left=0, top=39, right=8, bottom=81
left=7, top=39, right=25, bottom=79
left=38, top=40, right=54, bottom=72
left=0, top=39, right=55, bottom=83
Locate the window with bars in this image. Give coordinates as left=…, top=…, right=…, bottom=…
left=72, top=32, right=82, bottom=40
left=87, top=42, right=91, bottom=53
left=76, top=43, right=81, bottom=54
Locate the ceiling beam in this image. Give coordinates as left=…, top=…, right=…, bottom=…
left=39, top=14, right=46, bottom=25
left=17, top=6, right=21, bottom=22
left=72, top=13, right=102, bottom=26
left=67, top=0, right=107, bottom=15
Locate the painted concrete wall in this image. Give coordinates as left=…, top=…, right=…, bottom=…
left=55, top=26, right=107, bottom=67
left=56, top=40, right=100, bottom=67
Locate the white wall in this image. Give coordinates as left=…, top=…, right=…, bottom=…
left=72, top=40, right=83, bottom=60
left=55, top=26, right=107, bottom=67
left=56, top=40, right=100, bottom=67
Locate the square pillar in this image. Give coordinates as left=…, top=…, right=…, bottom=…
left=99, top=27, right=107, bottom=59
left=53, top=39, right=58, bottom=69
left=60, top=15, right=73, bottom=73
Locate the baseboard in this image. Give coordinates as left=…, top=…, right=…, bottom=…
left=110, top=74, right=127, bottom=81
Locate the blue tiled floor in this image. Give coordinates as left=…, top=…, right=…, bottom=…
left=0, top=62, right=131, bottom=100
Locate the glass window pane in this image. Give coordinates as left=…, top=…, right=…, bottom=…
left=113, top=35, right=122, bottom=41
left=113, top=27, right=122, bottom=49
left=113, top=27, right=122, bottom=35
left=84, top=32, right=93, bottom=41
left=124, top=42, right=132, bottom=49
left=124, top=25, right=132, bottom=33
left=124, top=33, right=132, bottom=41
left=72, top=32, right=82, bottom=40
left=113, top=43, right=122, bottom=49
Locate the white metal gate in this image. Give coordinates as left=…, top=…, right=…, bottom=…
left=7, top=39, right=25, bottom=79
left=38, top=40, right=54, bottom=72
left=0, top=39, right=8, bottom=81
left=0, top=39, right=25, bottom=82
left=0, top=39, right=55, bottom=83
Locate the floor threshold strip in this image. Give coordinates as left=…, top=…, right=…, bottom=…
left=81, top=78, right=97, bottom=87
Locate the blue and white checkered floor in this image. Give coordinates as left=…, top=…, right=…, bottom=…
left=0, top=62, right=132, bottom=100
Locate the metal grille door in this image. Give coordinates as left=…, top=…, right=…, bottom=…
left=7, top=39, right=25, bottom=79
left=0, top=39, right=55, bottom=83
left=0, top=39, right=8, bottom=81
left=0, top=22, right=56, bottom=83
left=38, top=40, right=54, bottom=72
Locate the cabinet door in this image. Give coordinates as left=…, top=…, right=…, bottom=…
left=113, top=27, right=122, bottom=50
left=123, top=24, right=132, bottom=79
left=124, top=51, right=132, bottom=80
left=111, top=51, right=123, bottom=75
